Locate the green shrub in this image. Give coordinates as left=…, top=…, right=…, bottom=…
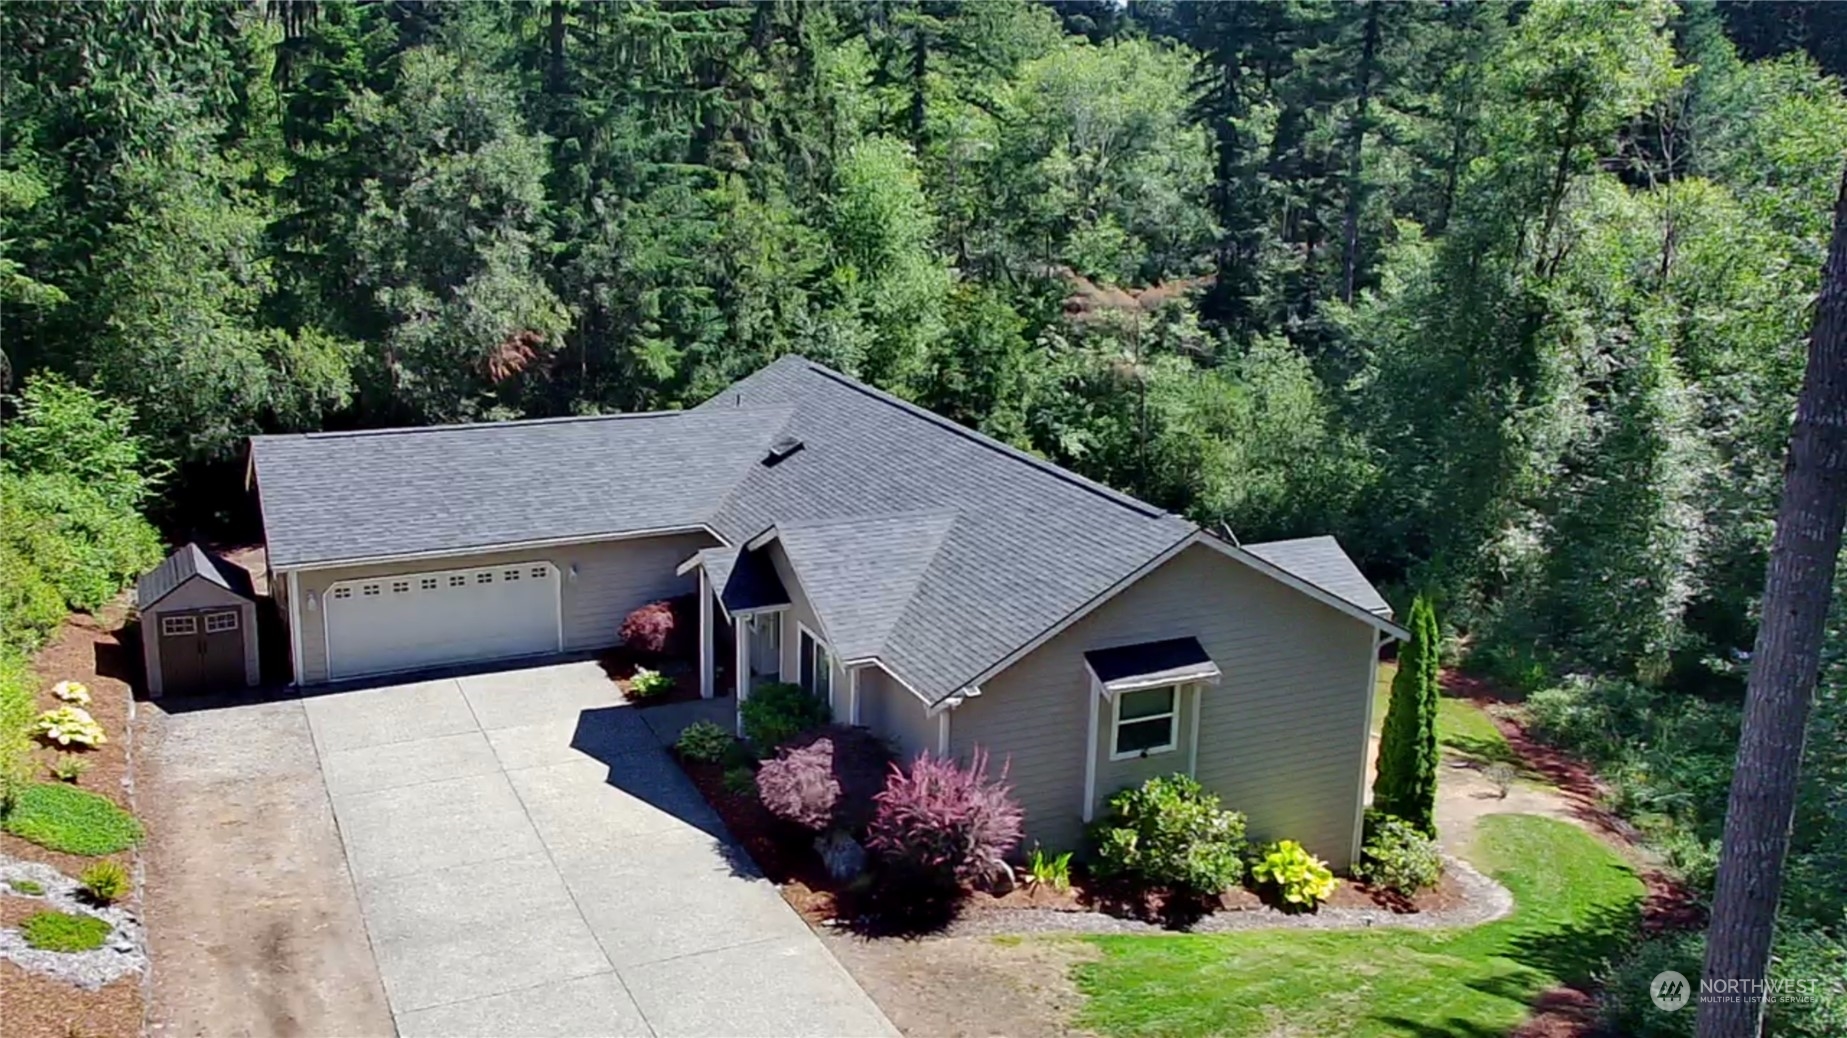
left=721, top=765, right=757, bottom=797
left=49, top=753, right=92, bottom=783
left=1027, top=846, right=1073, bottom=892
left=0, top=648, right=37, bottom=807
left=31, top=705, right=107, bottom=748
left=1249, top=839, right=1337, bottom=909
left=0, top=548, right=64, bottom=655
left=1375, top=595, right=1440, bottom=835
left=1353, top=809, right=1443, bottom=895
left=21, top=911, right=111, bottom=953
left=2, top=783, right=144, bottom=856
left=2, top=472, right=163, bottom=613
left=78, top=860, right=131, bottom=904
left=1089, top=774, right=1247, bottom=896
left=675, top=720, right=734, bottom=763
left=740, top=682, right=831, bottom=752
left=8, top=877, right=45, bottom=895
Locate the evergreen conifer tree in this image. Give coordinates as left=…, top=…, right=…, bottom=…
left=1374, top=595, right=1440, bottom=835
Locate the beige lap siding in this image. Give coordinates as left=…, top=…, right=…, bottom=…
left=855, top=667, right=937, bottom=763
left=762, top=542, right=839, bottom=709
left=292, top=532, right=717, bottom=685
left=948, top=543, right=1375, bottom=870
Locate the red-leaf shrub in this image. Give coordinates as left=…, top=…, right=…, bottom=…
left=867, top=749, right=1023, bottom=888
left=619, top=600, right=675, bottom=655
left=755, top=725, right=891, bottom=833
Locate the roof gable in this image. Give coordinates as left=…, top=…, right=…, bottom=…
left=137, top=543, right=255, bottom=609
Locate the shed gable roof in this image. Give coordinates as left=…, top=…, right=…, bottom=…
left=137, top=543, right=255, bottom=609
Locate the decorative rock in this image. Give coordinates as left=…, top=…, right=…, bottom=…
left=815, top=830, right=868, bottom=882
left=0, top=854, right=147, bottom=989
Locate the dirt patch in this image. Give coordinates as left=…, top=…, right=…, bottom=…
left=1, top=961, right=141, bottom=1038
left=822, top=931, right=1100, bottom=1038
left=1, top=614, right=146, bottom=1038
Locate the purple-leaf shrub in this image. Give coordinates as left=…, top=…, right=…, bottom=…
left=619, top=600, right=676, bottom=655
left=756, top=726, right=890, bottom=832
left=867, top=749, right=1024, bottom=887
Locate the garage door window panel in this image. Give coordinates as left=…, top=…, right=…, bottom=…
left=323, top=562, right=562, bottom=681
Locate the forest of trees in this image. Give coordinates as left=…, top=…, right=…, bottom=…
left=3, top=2, right=1845, bottom=1033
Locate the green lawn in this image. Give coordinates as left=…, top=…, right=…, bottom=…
left=1373, top=662, right=1520, bottom=771
left=1072, top=814, right=1643, bottom=1038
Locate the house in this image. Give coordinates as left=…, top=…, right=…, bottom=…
left=250, top=356, right=1404, bottom=868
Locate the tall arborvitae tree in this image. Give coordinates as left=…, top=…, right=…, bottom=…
left=1374, top=595, right=1440, bottom=836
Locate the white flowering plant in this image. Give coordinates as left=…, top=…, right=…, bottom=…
left=32, top=706, right=107, bottom=748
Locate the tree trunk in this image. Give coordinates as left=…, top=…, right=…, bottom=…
left=1340, top=1, right=1381, bottom=304
left=1696, top=166, right=1847, bottom=1038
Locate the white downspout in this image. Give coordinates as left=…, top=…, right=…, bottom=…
left=1082, top=675, right=1101, bottom=822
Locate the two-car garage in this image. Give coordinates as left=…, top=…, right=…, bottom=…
left=320, top=561, right=564, bottom=682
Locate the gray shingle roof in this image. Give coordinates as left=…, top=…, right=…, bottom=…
left=251, top=354, right=1393, bottom=703
left=1243, top=536, right=1392, bottom=616
left=137, top=543, right=255, bottom=608
left=252, top=408, right=792, bottom=568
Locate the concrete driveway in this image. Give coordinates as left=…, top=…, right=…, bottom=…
left=302, top=660, right=896, bottom=1038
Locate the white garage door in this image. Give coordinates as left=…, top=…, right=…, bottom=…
left=324, top=561, right=563, bottom=681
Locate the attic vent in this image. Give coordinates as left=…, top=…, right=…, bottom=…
left=764, top=435, right=805, bottom=466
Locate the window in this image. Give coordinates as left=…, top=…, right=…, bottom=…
left=1111, top=686, right=1178, bottom=759
left=420, top=577, right=438, bottom=591
left=476, top=571, right=494, bottom=584
left=798, top=626, right=832, bottom=704
left=503, top=569, right=520, bottom=581
left=391, top=581, right=410, bottom=594
left=362, top=584, right=381, bottom=597
left=160, top=615, right=197, bottom=637
left=332, top=587, right=353, bottom=600
left=449, top=575, right=467, bottom=588
left=204, top=611, right=239, bottom=633
left=530, top=566, right=547, bottom=579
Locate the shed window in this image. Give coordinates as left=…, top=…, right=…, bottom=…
left=160, top=615, right=197, bottom=637
left=1111, top=686, right=1178, bottom=759
left=204, top=611, right=239, bottom=633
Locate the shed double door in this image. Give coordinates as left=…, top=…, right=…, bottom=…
left=157, top=610, right=245, bottom=694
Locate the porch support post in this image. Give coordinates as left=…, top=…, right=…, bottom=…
left=1351, top=628, right=1388, bottom=867
left=848, top=667, right=861, bottom=725
left=734, top=617, right=749, bottom=700
left=1082, top=674, right=1101, bottom=823
left=698, top=568, right=715, bottom=700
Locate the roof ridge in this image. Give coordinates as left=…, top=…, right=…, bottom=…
left=785, top=359, right=1177, bottom=522
left=261, top=407, right=779, bottom=443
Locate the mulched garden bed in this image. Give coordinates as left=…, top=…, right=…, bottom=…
left=0, top=610, right=147, bottom=1038
left=675, top=748, right=1511, bottom=939
left=595, top=650, right=705, bottom=707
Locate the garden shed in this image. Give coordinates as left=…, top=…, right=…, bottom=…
left=137, top=543, right=260, bottom=697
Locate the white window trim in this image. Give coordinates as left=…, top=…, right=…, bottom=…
left=1108, top=684, right=1181, bottom=761
left=204, top=611, right=239, bottom=633
left=797, top=621, right=834, bottom=708
left=161, top=615, right=198, bottom=637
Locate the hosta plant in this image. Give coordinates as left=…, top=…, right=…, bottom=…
left=674, top=721, right=733, bottom=763
left=32, top=706, right=107, bottom=748
left=52, top=681, right=92, bottom=706
left=628, top=666, right=675, bottom=699
left=1250, top=839, right=1336, bottom=909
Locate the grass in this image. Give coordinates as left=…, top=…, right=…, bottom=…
left=1372, top=662, right=1521, bottom=771
left=7, top=877, right=46, bottom=895
left=2, top=782, right=144, bottom=856
left=21, top=910, right=112, bottom=953
left=1073, top=814, right=1644, bottom=1038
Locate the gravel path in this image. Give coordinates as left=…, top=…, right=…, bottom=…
left=0, top=857, right=147, bottom=990
left=938, top=855, right=1513, bottom=938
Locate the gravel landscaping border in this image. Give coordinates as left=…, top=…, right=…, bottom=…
left=930, top=855, right=1513, bottom=938
left=0, top=857, right=147, bottom=990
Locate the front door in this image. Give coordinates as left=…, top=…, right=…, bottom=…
left=748, top=612, right=782, bottom=681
